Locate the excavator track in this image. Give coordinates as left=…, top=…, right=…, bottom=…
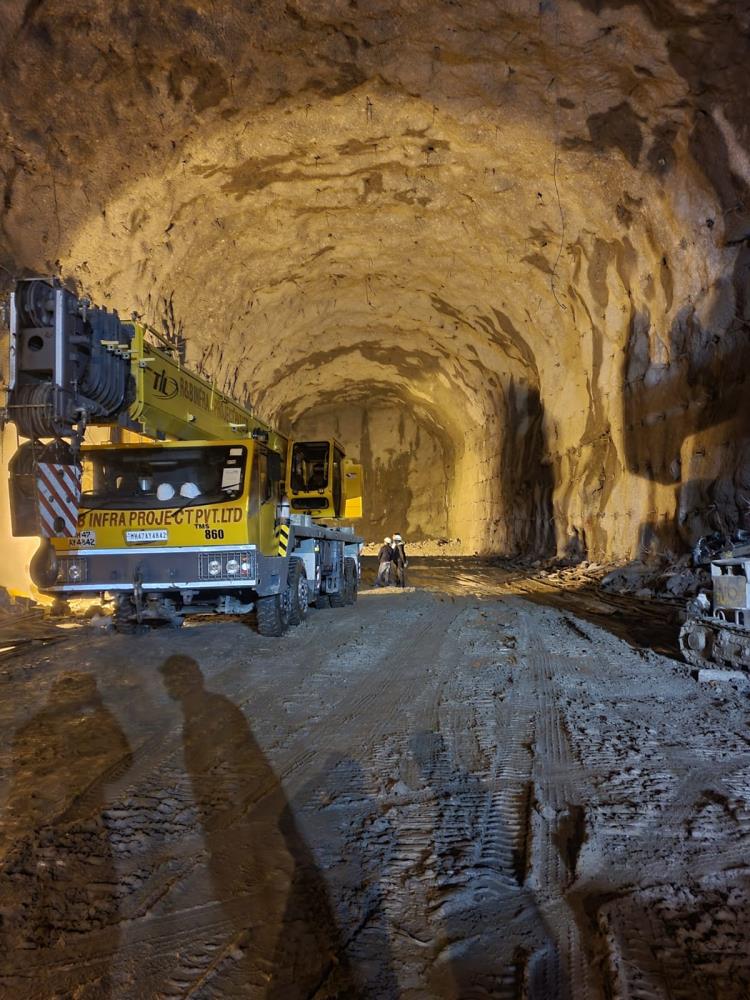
left=679, top=616, right=750, bottom=671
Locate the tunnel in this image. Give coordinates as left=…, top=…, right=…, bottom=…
left=2, top=0, right=748, bottom=560
left=3, top=5, right=750, bottom=999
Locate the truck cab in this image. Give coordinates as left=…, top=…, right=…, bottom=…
left=287, top=438, right=363, bottom=520
left=27, top=437, right=362, bottom=635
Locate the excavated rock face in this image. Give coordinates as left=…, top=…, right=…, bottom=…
left=1, top=0, right=748, bottom=556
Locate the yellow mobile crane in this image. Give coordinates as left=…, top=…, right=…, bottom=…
left=3, top=278, right=364, bottom=635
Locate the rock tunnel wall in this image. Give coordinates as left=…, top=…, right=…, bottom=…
left=292, top=398, right=456, bottom=545
left=1, top=0, right=749, bottom=566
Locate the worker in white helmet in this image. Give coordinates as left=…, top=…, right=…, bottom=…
left=374, top=536, right=394, bottom=587
left=392, top=533, right=408, bottom=588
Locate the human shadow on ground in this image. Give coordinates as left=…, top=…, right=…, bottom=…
left=160, top=654, right=358, bottom=997
left=0, top=672, right=132, bottom=998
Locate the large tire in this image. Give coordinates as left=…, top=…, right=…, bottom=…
left=256, top=592, right=290, bottom=636
left=113, top=597, right=137, bottom=635
left=287, top=558, right=309, bottom=626
left=344, top=558, right=358, bottom=605
left=328, top=575, right=347, bottom=608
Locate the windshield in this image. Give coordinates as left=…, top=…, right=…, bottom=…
left=290, top=441, right=330, bottom=491
left=80, top=445, right=247, bottom=509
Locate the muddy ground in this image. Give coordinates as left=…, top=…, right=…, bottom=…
left=1, top=559, right=749, bottom=999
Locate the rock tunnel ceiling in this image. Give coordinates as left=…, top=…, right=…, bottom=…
left=1, top=0, right=749, bottom=556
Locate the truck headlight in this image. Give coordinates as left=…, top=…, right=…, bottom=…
left=199, top=551, right=254, bottom=581
left=68, top=562, right=82, bottom=582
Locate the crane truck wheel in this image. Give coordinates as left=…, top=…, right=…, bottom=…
left=328, top=579, right=348, bottom=608
left=256, top=592, right=291, bottom=637
left=287, top=558, right=309, bottom=626
left=344, top=558, right=358, bottom=605
left=113, top=597, right=138, bottom=635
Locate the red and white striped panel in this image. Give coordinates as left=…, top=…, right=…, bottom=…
left=36, top=462, right=82, bottom=537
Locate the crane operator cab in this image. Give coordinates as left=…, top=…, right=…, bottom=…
left=286, top=439, right=363, bottom=520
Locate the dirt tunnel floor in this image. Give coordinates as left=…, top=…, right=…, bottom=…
left=1, top=563, right=750, bottom=999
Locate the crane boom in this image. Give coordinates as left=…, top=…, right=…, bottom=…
left=4, top=277, right=283, bottom=450
left=127, top=322, right=286, bottom=452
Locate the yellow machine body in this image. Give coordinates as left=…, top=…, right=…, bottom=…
left=6, top=279, right=364, bottom=629
left=286, top=438, right=364, bottom=520
left=50, top=438, right=284, bottom=558
left=128, top=323, right=286, bottom=453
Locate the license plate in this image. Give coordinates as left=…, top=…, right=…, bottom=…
left=73, top=530, right=96, bottom=547
left=125, top=530, right=168, bottom=543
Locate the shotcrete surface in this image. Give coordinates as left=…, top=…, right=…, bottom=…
left=2, top=1, right=749, bottom=561
left=1, top=562, right=749, bottom=998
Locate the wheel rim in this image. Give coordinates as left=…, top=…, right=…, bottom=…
left=280, top=588, right=292, bottom=622
left=298, top=575, right=309, bottom=615
left=687, top=627, right=706, bottom=652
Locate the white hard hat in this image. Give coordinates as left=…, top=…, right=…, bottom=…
left=180, top=481, right=201, bottom=499
left=394, top=533, right=402, bottom=541
left=157, top=482, right=176, bottom=501
left=385, top=536, right=392, bottom=544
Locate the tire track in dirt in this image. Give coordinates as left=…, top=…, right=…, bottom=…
left=286, top=601, right=472, bottom=995
left=114, top=607, right=440, bottom=993
left=370, top=601, right=559, bottom=998
left=527, top=601, right=750, bottom=1000
left=1, top=604, right=426, bottom=997
left=5, top=578, right=750, bottom=998
left=114, top=596, right=468, bottom=996
left=500, top=602, right=590, bottom=1000
left=523, top=604, right=692, bottom=1000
